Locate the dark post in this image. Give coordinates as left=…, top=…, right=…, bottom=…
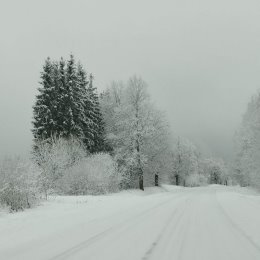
left=175, top=174, right=179, bottom=186
left=139, top=174, right=144, bottom=190
left=155, top=173, right=159, bottom=186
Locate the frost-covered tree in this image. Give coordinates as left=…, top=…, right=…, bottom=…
left=169, top=137, right=231, bottom=187
left=200, top=158, right=229, bottom=185
left=171, top=137, right=200, bottom=186
left=100, top=80, right=124, bottom=150
left=100, top=76, right=172, bottom=190
left=235, top=91, right=260, bottom=188
left=142, top=108, right=173, bottom=186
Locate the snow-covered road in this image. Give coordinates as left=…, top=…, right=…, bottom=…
left=1, top=185, right=260, bottom=260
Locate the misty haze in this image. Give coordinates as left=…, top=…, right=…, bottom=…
left=1, top=1, right=260, bottom=260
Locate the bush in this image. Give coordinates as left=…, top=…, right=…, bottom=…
left=34, top=137, right=87, bottom=198
left=58, top=153, right=122, bottom=195
left=0, top=157, right=39, bottom=212
left=185, top=174, right=208, bottom=187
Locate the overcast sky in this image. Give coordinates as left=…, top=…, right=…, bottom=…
left=1, top=0, right=260, bottom=160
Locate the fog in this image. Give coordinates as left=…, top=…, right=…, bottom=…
left=1, top=0, right=260, bottom=160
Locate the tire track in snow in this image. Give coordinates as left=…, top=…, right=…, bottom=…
left=141, top=197, right=190, bottom=260
left=50, top=192, right=188, bottom=260
left=215, top=191, right=260, bottom=254
left=175, top=197, right=196, bottom=260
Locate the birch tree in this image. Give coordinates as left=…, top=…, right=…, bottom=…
left=101, top=76, right=172, bottom=190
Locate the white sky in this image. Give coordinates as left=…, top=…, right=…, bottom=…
left=1, top=0, right=260, bottom=159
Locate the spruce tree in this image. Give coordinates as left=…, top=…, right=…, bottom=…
left=32, top=57, right=56, bottom=141
left=63, top=54, right=83, bottom=139
left=87, top=74, right=105, bottom=152
left=33, top=55, right=106, bottom=153
left=57, top=57, right=67, bottom=136
left=76, top=63, right=94, bottom=149
left=51, top=61, right=62, bottom=134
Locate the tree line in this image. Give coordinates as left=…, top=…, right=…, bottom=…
left=2, top=53, right=259, bottom=213
left=32, top=56, right=173, bottom=191
left=0, top=55, right=232, bottom=212
left=32, top=55, right=230, bottom=192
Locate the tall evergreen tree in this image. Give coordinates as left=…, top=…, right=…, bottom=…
left=32, top=55, right=106, bottom=153
left=87, top=74, right=105, bottom=152
left=76, top=62, right=93, bottom=148
left=63, top=55, right=79, bottom=138
left=32, top=57, right=56, bottom=141
left=51, top=61, right=62, bottom=134
left=57, top=57, right=67, bottom=136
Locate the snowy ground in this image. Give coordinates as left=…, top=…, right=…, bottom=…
left=1, top=185, right=260, bottom=260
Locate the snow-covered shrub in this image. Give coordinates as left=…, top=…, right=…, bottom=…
left=58, top=153, right=121, bottom=195
left=34, top=137, right=87, bottom=198
left=0, top=157, right=39, bottom=212
left=185, top=174, right=208, bottom=187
